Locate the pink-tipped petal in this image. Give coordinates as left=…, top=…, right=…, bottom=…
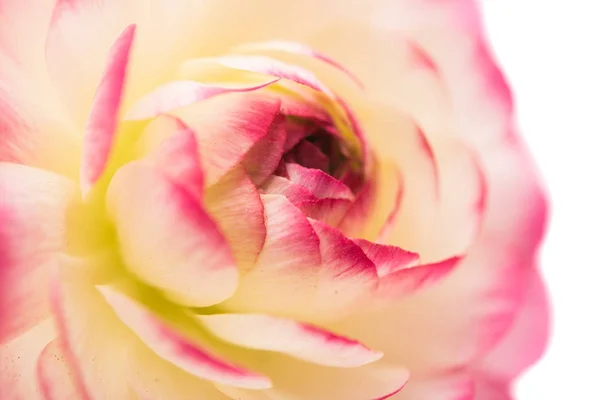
left=377, top=256, right=463, bottom=299
left=125, top=78, right=279, bottom=121
left=471, top=269, right=550, bottom=383
left=80, top=24, right=136, bottom=197
left=261, top=167, right=354, bottom=228
left=205, top=166, right=266, bottom=271
left=242, top=114, right=287, bottom=186
left=106, top=161, right=238, bottom=307
left=234, top=40, right=364, bottom=89
left=50, top=262, right=244, bottom=399
left=147, top=125, right=204, bottom=201
left=333, top=144, right=547, bottom=376
left=37, top=339, right=87, bottom=400
left=199, top=313, right=382, bottom=368
left=353, top=239, right=420, bottom=277
left=298, top=197, right=354, bottom=227
left=309, top=219, right=379, bottom=317
left=173, top=93, right=281, bottom=185
left=0, top=163, right=75, bottom=343
left=222, top=194, right=322, bottom=319
left=204, top=55, right=333, bottom=96
left=287, top=163, right=354, bottom=200
left=137, top=92, right=281, bottom=184
left=46, top=0, right=130, bottom=127
left=97, top=286, right=271, bottom=390
left=260, top=175, right=317, bottom=204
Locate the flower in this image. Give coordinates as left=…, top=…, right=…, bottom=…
left=0, top=0, right=548, bottom=399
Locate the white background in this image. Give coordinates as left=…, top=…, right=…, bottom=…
left=481, top=1, right=600, bottom=399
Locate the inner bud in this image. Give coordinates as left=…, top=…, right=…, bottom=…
left=284, top=120, right=348, bottom=176
left=270, top=110, right=367, bottom=196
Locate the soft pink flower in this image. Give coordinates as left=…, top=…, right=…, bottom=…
left=0, top=1, right=548, bottom=399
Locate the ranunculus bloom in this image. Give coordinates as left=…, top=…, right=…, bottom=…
left=0, top=1, right=548, bottom=399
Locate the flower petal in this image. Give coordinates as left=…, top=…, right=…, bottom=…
left=298, top=197, right=353, bottom=227
left=146, top=124, right=204, bottom=201
left=106, top=161, right=238, bottom=307
left=422, top=142, right=487, bottom=260
left=199, top=313, right=382, bottom=368
left=353, top=239, right=419, bottom=277
left=0, top=163, right=75, bottom=343
left=376, top=172, right=405, bottom=242
left=0, top=59, right=79, bottom=176
left=97, top=286, right=271, bottom=389
left=281, top=103, right=330, bottom=135
left=0, top=0, right=53, bottom=71
left=170, top=93, right=281, bottom=185
left=217, top=359, right=408, bottom=400
left=184, top=55, right=332, bottom=96
left=287, top=163, right=354, bottom=200
left=80, top=24, right=136, bottom=197
left=221, top=194, right=322, bottom=319
left=470, top=268, right=550, bottom=383
left=332, top=145, right=547, bottom=375
left=205, top=166, right=266, bottom=271
left=125, top=78, right=279, bottom=121
left=368, top=114, right=440, bottom=254
left=289, top=140, right=330, bottom=172
left=233, top=40, right=364, bottom=89
left=393, top=372, right=474, bottom=400
left=36, top=339, right=86, bottom=400
left=386, top=140, right=487, bottom=261
left=51, top=262, right=245, bottom=398
left=309, top=219, right=379, bottom=318
left=51, top=264, right=136, bottom=399
left=473, top=380, right=511, bottom=400
left=260, top=175, right=317, bottom=204
left=242, top=114, right=287, bottom=186
left=46, top=0, right=209, bottom=126
left=261, top=175, right=352, bottom=227
left=369, top=0, right=513, bottom=145
left=376, top=256, right=463, bottom=299
left=261, top=175, right=352, bottom=228
left=0, top=319, right=56, bottom=400
left=339, top=161, right=402, bottom=240
left=128, top=341, right=232, bottom=400
left=337, top=175, right=378, bottom=237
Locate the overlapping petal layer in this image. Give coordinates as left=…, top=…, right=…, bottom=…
left=107, top=161, right=238, bottom=307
